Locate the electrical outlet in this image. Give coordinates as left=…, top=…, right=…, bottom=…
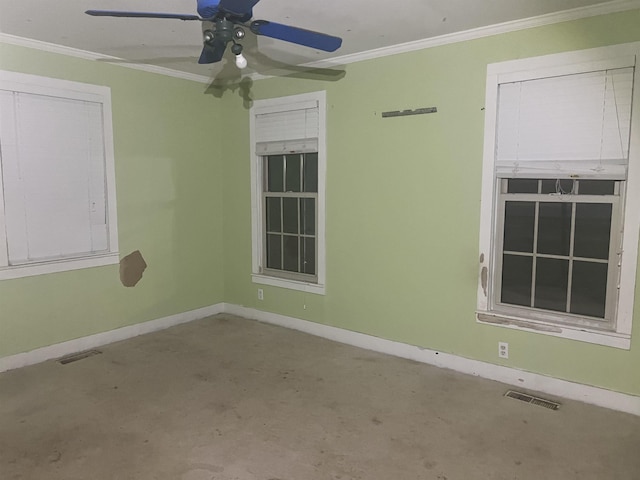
left=498, top=342, right=509, bottom=359
left=257, top=288, right=264, bottom=301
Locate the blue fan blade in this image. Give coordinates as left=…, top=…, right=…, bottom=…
left=85, top=10, right=200, bottom=20
left=198, top=40, right=227, bottom=64
left=218, top=0, right=261, bottom=17
left=250, top=21, right=342, bottom=52
left=197, top=0, right=221, bottom=19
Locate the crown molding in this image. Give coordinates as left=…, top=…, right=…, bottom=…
left=2, top=0, right=640, bottom=84
left=252, top=0, right=640, bottom=79
left=0, top=33, right=212, bottom=84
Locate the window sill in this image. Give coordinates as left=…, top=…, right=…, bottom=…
left=252, top=273, right=325, bottom=295
left=476, top=311, right=631, bottom=349
left=0, top=253, right=119, bottom=281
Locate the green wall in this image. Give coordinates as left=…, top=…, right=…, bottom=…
left=2, top=9, right=640, bottom=397
left=221, top=10, right=640, bottom=396
left=0, top=44, right=226, bottom=357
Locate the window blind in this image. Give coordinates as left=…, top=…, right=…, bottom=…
left=0, top=90, right=108, bottom=264
left=496, top=67, right=634, bottom=179
left=255, top=99, right=319, bottom=155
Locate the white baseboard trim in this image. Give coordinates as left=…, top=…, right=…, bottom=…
left=2, top=301, right=638, bottom=416
left=0, top=303, right=224, bottom=373
left=224, top=304, right=640, bottom=417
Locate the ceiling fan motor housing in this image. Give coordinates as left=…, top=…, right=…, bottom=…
left=205, top=18, right=235, bottom=45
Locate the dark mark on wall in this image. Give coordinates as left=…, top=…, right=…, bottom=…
left=479, top=253, right=487, bottom=297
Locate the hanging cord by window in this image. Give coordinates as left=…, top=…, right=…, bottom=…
left=598, top=69, right=626, bottom=172
left=554, top=178, right=576, bottom=195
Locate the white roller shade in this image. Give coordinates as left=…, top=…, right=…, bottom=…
left=496, top=67, right=634, bottom=178
left=255, top=99, right=319, bottom=155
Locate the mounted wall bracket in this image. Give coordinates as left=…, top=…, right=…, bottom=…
left=382, top=107, right=437, bottom=118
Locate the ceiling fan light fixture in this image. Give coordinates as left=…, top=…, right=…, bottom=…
left=231, top=42, right=247, bottom=69
left=235, top=52, right=248, bottom=69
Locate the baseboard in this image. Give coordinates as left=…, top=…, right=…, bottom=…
left=224, top=304, right=640, bottom=417
left=0, top=303, right=224, bottom=373
left=3, top=301, right=638, bottom=416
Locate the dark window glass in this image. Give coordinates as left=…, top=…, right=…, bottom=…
left=266, top=234, right=281, bottom=269
left=571, top=261, right=607, bottom=318
left=534, top=258, right=569, bottom=312
left=282, top=198, right=298, bottom=234
left=578, top=180, right=615, bottom=195
left=266, top=197, right=281, bottom=233
left=285, top=154, right=301, bottom=192
left=501, top=254, right=533, bottom=307
left=541, top=179, right=574, bottom=194
left=283, top=235, right=299, bottom=272
left=303, top=153, right=318, bottom=193
left=267, top=156, right=284, bottom=192
left=507, top=179, right=538, bottom=193
left=300, top=198, right=315, bottom=235
left=537, top=202, right=572, bottom=256
left=264, top=153, right=317, bottom=277
left=301, top=237, right=316, bottom=275
left=573, top=203, right=612, bottom=260
left=503, top=202, right=535, bottom=253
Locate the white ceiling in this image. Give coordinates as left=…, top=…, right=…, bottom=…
left=0, top=1, right=632, bottom=81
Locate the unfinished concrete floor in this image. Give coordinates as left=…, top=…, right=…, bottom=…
left=1, top=314, right=639, bottom=480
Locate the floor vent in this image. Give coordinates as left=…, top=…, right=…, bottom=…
left=58, top=349, right=102, bottom=365
left=504, top=390, right=560, bottom=410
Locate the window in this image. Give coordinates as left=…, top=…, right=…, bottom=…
left=250, top=92, right=326, bottom=294
left=264, top=153, right=318, bottom=280
left=0, top=71, right=118, bottom=280
left=497, top=178, right=621, bottom=328
left=477, top=43, right=640, bottom=348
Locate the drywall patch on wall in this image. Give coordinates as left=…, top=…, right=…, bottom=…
left=120, top=250, right=147, bottom=287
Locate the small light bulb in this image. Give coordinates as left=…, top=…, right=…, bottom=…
left=235, top=52, right=247, bottom=69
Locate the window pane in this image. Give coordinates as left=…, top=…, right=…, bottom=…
left=503, top=202, right=535, bottom=253
left=300, top=198, right=316, bottom=235
left=537, top=202, right=572, bottom=256
left=571, top=261, right=607, bottom=318
left=573, top=203, right=612, bottom=260
left=507, top=179, right=538, bottom=193
left=285, top=154, right=301, bottom=192
left=301, top=237, right=316, bottom=275
left=541, top=179, right=574, bottom=194
left=283, top=198, right=298, bottom=234
left=578, top=180, right=615, bottom=195
left=303, top=153, right=318, bottom=192
left=266, top=234, right=282, bottom=270
left=267, top=156, right=284, bottom=192
left=534, top=257, right=569, bottom=313
left=266, top=197, right=281, bottom=233
left=501, top=254, right=532, bottom=307
left=283, top=235, right=299, bottom=272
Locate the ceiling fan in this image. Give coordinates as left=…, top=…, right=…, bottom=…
left=86, top=0, right=343, bottom=70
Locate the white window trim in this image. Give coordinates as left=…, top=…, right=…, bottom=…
left=477, top=42, right=640, bottom=349
left=249, top=91, right=326, bottom=295
left=0, top=71, right=119, bottom=280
